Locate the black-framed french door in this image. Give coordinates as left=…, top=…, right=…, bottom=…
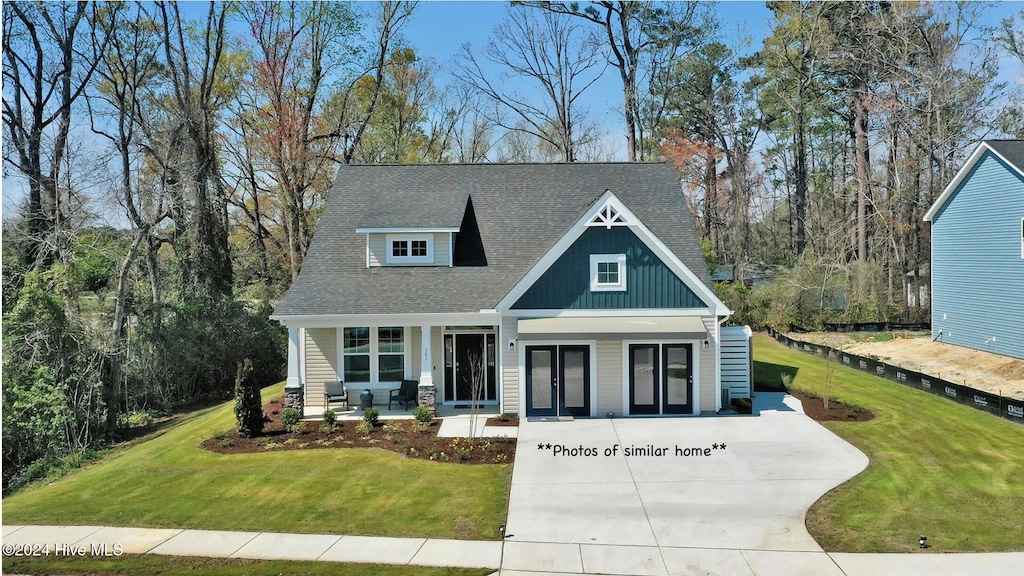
left=444, top=333, right=497, bottom=403
left=525, top=345, right=591, bottom=417
left=629, top=343, right=693, bottom=415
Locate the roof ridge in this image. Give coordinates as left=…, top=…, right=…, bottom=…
left=343, top=161, right=672, bottom=167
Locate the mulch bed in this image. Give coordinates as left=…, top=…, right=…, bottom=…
left=201, top=397, right=516, bottom=464
left=788, top=389, right=875, bottom=422
left=485, top=415, right=519, bottom=427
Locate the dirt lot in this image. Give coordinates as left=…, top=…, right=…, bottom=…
left=792, top=332, right=1024, bottom=400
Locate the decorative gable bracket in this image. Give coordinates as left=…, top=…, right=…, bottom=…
left=586, top=193, right=634, bottom=229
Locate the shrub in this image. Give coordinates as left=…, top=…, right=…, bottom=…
left=731, top=397, right=753, bottom=414
left=292, top=422, right=310, bottom=435
left=355, top=420, right=373, bottom=436
left=413, top=405, right=433, bottom=424
left=320, top=409, right=336, bottom=433
left=233, top=359, right=263, bottom=438
left=362, top=406, right=380, bottom=425
left=412, top=420, right=432, bottom=433
left=281, top=408, right=300, bottom=432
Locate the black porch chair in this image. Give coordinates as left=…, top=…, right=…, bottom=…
left=389, top=379, right=419, bottom=410
left=324, top=381, right=348, bottom=410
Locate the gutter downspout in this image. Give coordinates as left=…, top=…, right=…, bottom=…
left=715, top=309, right=733, bottom=413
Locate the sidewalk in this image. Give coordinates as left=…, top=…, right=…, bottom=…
left=4, top=524, right=1023, bottom=575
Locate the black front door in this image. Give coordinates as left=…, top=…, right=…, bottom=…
left=629, top=343, right=693, bottom=415
left=526, top=345, right=591, bottom=417
left=455, top=333, right=485, bottom=402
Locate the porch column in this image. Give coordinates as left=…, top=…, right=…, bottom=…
left=418, top=325, right=436, bottom=413
left=285, top=326, right=303, bottom=410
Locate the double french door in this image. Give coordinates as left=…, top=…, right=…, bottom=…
left=629, top=344, right=693, bottom=415
left=525, top=345, right=591, bottom=417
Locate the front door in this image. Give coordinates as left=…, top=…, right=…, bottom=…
left=444, top=333, right=497, bottom=404
left=629, top=343, right=693, bottom=415
left=525, top=345, right=590, bottom=417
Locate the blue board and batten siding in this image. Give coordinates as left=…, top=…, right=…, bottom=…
left=931, top=152, right=1024, bottom=360
left=512, top=226, right=708, bottom=310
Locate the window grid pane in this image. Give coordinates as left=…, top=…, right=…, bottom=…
left=344, top=355, right=370, bottom=382
left=378, top=327, right=404, bottom=353
left=392, top=240, right=408, bottom=257
left=411, top=240, right=428, bottom=257
left=597, top=262, right=619, bottom=284
left=343, top=327, right=369, bottom=353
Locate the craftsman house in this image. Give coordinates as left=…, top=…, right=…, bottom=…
left=272, top=162, right=750, bottom=417
left=924, top=140, right=1024, bottom=360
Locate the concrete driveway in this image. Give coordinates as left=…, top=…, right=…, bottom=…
left=504, top=394, right=868, bottom=572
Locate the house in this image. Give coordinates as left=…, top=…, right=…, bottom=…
left=271, top=162, right=748, bottom=418
left=924, top=140, right=1024, bottom=360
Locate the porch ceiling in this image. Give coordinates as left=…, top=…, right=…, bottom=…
left=517, top=316, right=707, bottom=339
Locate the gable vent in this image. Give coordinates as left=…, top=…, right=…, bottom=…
left=587, top=197, right=633, bottom=229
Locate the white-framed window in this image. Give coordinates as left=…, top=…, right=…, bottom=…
left=343, top=327, right=371, bottom=382
left=590, top=254, right=627, bottom=292
left=342, top=326, right=406, bottom=383
left=1020, top=218, right=1023, bottom=259
left=377, top=326, right=405, bottom=382
left=386, top=234, right=433, bottom=264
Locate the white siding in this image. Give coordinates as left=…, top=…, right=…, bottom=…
left=595, top=340, right=622, bottom=416
left=700, top=317, right=717, bottom=413
left=305, top=328, right=338, bottom=409
left=721, top=326, right=752, bottom=402
left=367, top=233, right=451, bottom=267
left=502, top=316, right=519, bottom=414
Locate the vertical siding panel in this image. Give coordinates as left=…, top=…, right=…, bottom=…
left=305, top=328, right=338, bottom=409
left=367, top=234, right=386, bottom=267
left=932, top=153, right=1024, bottom=360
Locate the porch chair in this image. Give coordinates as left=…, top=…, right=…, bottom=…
left=389, top=379, right=419, bottom=410
left=324, top=381, right=348, bottom=410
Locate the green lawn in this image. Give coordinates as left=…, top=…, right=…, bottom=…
left=754, top=334, right=1024, bottom=552
left=2, top=383, right=511, bottom=540
left=3, top=554, right=491, bottom=576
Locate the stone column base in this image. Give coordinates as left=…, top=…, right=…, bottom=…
left=417, top=385, right=436, bottom=415
left=284, top=383, right=303, bottom=411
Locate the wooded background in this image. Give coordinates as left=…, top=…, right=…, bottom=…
left=3, top=1, right=1022, bottom=490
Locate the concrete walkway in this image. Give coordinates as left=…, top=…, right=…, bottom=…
left=4, top=524, right=1022, bottom=575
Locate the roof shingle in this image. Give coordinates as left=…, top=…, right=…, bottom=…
left=274, top=162, right=711, bottom=316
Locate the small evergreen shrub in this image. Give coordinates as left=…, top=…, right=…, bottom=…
left=321, top=409, right=336, bottom=432
left=355, top=420, right=373, bottom=436
left=292, top=421, right=310, bottom=434
left=413, top=405, right=433, bottom=424
left=234, top=359, right=263, bottom=438
left=362, top=407, right=380, bottom=425
left=281, top=408, right=300, bottom=432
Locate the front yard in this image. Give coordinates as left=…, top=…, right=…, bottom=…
left=2, top=383, right=512, bottom=541
left=754, top=334, right=1024, bottom=552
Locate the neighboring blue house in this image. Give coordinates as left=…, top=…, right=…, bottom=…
left=272, top=162, right=753, bottom=418
left=924, top=140, right=1024, bottom=360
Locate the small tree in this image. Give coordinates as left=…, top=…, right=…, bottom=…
left=467, top=347, right=486, bottom=443
left=234, top=359, right=263, bottom=438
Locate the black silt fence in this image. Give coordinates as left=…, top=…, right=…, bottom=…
left=766, top=327, right=1024, bottom=425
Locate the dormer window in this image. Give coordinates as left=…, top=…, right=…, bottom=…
left=590, top=254, right=627, bottom=291
left=386, top=234, right=433, bottom=264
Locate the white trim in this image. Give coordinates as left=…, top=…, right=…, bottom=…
left=505, top=308, right=715, bottom=318
left=519, top=340, right=598, bottom=418
left=356, top=227, right=460, bottom=233
left=1020, top=217, right=1024, bottom=260
left=924, top=142, right=1024, bottom=222
left=299, top=328, right=307, bottom=405
left=620, top=339, right=701, bottom=417
left=335, top=327, right=344, bottom=384
left=385, top=233, right=434, bottom=265
left=449, top=232, right=454, bottom=267
left=404, top=326, right=413, bottom=379
left=590, top=253, right=627, bottom=292
left=272, top=312, right=501, bottom=327
left=586, top=194, right=634, bottom=228
left=365, top=235, right=370, bottom=268
left=494, top=190, right=729, bottom=315
left=497, top=319, right=505, bottom=414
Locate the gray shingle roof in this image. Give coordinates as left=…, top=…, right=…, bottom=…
left=986, top=140, right=1024, bottom=174
left=274, top=162, right=712, bottom=316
